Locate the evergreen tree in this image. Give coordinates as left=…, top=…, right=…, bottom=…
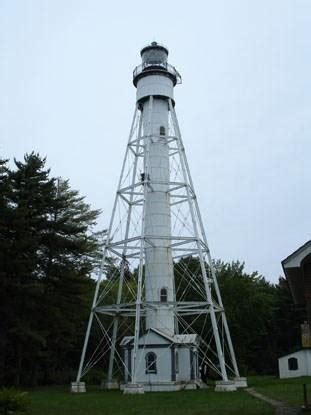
left=215, top=260, right=276, bottom=374
left=0, top=152, right=302, bottom=385
left=0, top=159, right=14, bottom=384
left=0, top=153, right=100, bottom=386
left=174, top=257, right=300, bottom=376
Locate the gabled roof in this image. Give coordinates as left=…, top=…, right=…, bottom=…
left=142, top=328, right=198, bottom=344
left=120, top=328, right=198, bottom=347
left=281, top=240, right=311, bottom=305
left=173, top=334, right=198, bottom=344
left=120, top=336, right=134, bottom=347
left=282, top=240, right=311, bottom=270
left=149, top=327, right=175, bottom=343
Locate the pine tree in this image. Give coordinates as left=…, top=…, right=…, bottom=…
left=0, top=153, right=100, bottom=386
left=37, top=178, right=100, bottom=384
left=0, top=159, right=14, bottom=384
left=0, top=154, right=53, bottom=385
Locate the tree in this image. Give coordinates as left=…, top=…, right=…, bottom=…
left=0, top=159, right=14, bottom=384
left=173, top=257, right=300, bottom=375
left=215, top=260, right=276, bottom=374
left=0, top=153, right=101, bottom=386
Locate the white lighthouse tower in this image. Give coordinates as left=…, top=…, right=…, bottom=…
left=72, top=42, right=247, bottom=393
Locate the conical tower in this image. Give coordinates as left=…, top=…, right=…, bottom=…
left=71, top=42, right=247, bottom=393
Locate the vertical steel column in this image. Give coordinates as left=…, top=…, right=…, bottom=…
left=107, top=110, right=143, bottom=383
left=169, top=99, right=229, bottom=382
left=76, top=106, right=138, bottom=383
left=168, top=102, right=240, bottom=378
left=132, top=96, right=153, bottom=384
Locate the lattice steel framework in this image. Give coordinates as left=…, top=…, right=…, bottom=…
left=75, top=97, right=241, bottom=386
left=75, top=43, right=243, bottom=390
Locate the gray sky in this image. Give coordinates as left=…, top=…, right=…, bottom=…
left=1, top=0, right=310, bottom=283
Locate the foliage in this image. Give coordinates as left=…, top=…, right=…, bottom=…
left=0, top=154, right=101, bottom=386
left=215, top=260, right=300, bottom=375
left=173, top=257, right=300, bottom=376
left=0, top=388, right=31, bottom=414
left=0, top=152, right=302, bottom=386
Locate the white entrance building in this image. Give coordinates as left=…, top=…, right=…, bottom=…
left=121, top=329, right=199, bottom=391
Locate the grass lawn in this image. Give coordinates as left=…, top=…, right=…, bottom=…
left=28, top=384, right=274, bottom=415
left=249, top=375, right=311, bottom=408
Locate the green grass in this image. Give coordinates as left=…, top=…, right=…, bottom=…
left=28, top=384, right=274, bottom=415
left=27, top=376, right=311, bottom=415
left=249, top=375, right=311, bottom=407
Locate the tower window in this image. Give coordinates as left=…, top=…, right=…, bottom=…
left=175, top=350, right=179, bottom=373
left=145, top=352, right=157, bottom=373
left=160, top=287, right=168, bottom=303
left=160, top=126, right=166, bottom=136
left=288, top=357, right=298, bottom=371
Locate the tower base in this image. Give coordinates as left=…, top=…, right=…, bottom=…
left=233, top=377, right=248, bottom=388
left=123, top=383, right=145, bottom=394
left=70, top=382, right=86, bottom=393
left=215, top=380, right=237, bottom=392
left=121, top=381, right=198, bottom=392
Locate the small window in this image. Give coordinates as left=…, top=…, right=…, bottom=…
left=160, top=287, right=168, bottom=303
left=146, top=352, right=157, bottom=373
left=175, top=350, right=179, bottom=373
left=160, top=126, right=166, bottom=136
left=288, top=357, right=298, bottom=371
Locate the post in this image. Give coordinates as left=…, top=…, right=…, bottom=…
left=303, top=383, right=309, bottom=409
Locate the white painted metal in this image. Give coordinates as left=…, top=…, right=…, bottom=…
left=169, top=101, right=240, bottom=380
left=142, top=97, right=175, bottom=336
left=132, top=96, right=153, bottom=385
left=75, top=105, right=139, bottom=385
left=74, top=42, right=242, bottom=393
left=107, top=109, right=144, bottom=383
left=136, top=75, right=174, bottom=102
left=169, top=99, right=228, bottom=382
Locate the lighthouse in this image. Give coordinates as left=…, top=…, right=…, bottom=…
left=72, top=42, right=247, bottom=393
left=137, top=43, right=177, bottom=336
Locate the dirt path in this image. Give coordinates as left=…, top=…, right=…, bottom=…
left=246, top=388, right=300, bottom=415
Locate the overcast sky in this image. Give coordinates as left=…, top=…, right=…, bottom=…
left=1, top=0, right=310, bottom=283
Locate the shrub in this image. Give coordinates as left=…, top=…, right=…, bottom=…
left=0, top=388, right=31, bottom=414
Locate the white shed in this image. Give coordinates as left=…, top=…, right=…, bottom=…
left=279, top=349, right=311, bottom=378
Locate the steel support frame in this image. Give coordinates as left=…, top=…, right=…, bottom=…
left=168, top=99, right=240, bottom=380
left=76, top=105, right=140, bottom=383
left=76, top=94, right=240, bottom=385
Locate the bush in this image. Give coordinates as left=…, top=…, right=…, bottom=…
left=0, top=388, right=31, bottom=414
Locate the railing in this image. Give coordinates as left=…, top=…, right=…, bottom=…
left=133, top=62, right=182, bottom=84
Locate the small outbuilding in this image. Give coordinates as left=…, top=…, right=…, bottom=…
left=278, top=241, right=311, bottom=378
left=120, top=328, right=200, bottom=391
left=279, top=350, right=311, bottom=378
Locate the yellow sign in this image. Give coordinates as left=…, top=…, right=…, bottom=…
left=301, top=323, right=311, bottom=348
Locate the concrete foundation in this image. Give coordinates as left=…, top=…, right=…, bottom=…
left=70, top=382, right=86, bottom=393
left=144, top=382, right=197, bottom=392
left=121, top=381, right=197, bottom=392
left=215, top=380, right=237, bottom=392
left=233, top=377, right=248, bottom=388
left=123, top=383, right=145, bottom=394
